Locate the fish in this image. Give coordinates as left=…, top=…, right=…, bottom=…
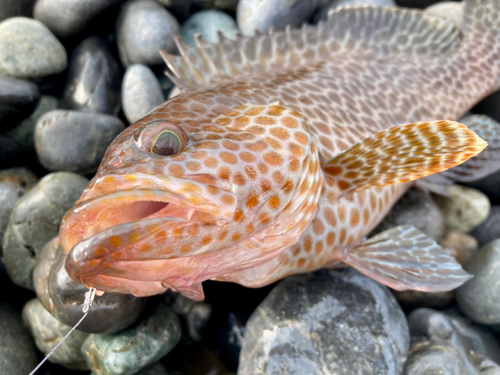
left=59, top=0, right=500, bottom=301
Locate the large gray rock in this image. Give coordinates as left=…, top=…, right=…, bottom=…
left=35, top=110, right=125, bottom=174
left=2, top=172, right=88, bottom=290
left=181, top=10, right=238, bottom=46
left=22, top=298, right=90, bottom=370
left=238, top=269, right=409, bottom=375
left=456, top=239, right=500, bottom=325
left=116, top=0, right=180, bottom=67
left=0, top=17, right=67, bottom=79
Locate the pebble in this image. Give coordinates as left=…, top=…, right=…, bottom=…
left=0, top=168, right=38, bottom=250
left=22, top=298, right=90, bottom=370
left=34, top=0, right=122, bottom=39
left=0, top=17, right=67, bottom=79
left=35, top=110, right=125, bottom=174
left=0, top=135, right=21, bottom=168
left=82, top=301, right=182, bottom=374
left=456, top=239, right=500, bottom=325
left=434, top=185, right=490, bottom=233
left=122, top=64, right=165, bottom=123
left=0, top=77, right=40, bottom=132
left=424, top=1, right=464, bottom=28
left=0, top=301, right=38, bottom=375
left=62, top=37, right=122, bottom=115
left=440, top=231, right=478, bottom=266
left=470, top=205, right=500, bottom=247
left=4, top=95, right=59, bottom=153
left=314, top=0, right=395, bottom=22
left=238, top=269, right=409, bottom=375
left=116, top=0, right=180, bottom=67
left=2, top=172, right=88, bottom=290
left=370, top=188, right=445, bottom=240
left=181, top=10, right=238, bottom=46
left=403, top=308, right=500, bottom=374
left=0, top=0, right=35, bottom=21
left=169, top=86, right=182, bottom=99
left=237, top=0, right=316, bottom=35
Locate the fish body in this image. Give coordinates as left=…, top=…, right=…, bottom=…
left=60, top=0, right=500, bottom=300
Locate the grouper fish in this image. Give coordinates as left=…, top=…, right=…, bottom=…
left=59, top=0, right=500, bottom=300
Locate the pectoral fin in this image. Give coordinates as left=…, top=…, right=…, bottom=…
left=322, top=121, right=487, bottom=196
left=344, top=226, right=472, bottom=292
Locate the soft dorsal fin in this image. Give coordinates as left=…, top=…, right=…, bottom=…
left=161, top=6, right=462, bottom=90
left=322, top=120, right=487, bottom=196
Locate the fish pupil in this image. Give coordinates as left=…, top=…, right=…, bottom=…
left=151, top=131, right=182, bottom=156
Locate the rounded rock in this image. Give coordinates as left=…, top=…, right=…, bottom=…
left=0, top=77, right=40, bottom=132
left=238, top=0, right=316, bottom=35
left=0, top=17, right=67, bottom=79
left=0, top=0, right=35, bottom=22
left=238, top=268, right=409, bottom=375
left=456, top=239, right=500, bottom=325
left=22, top=298, right=90, bottom=370
left=181, top=10, right=237, bottom=46
left=314, top=0, right=395, bottom=21
left=434, top=185, right=490, bottom=233
left=35, top=110, right=125, bottom=174
left=116, top=0, right=180, bottom=67
left=122, top=64, right=165, bottom=123
left=2, top=172, right=88, bottom=290
left=0, top=167, right=38, bottom=250
left=470, top=206, right=500, bottom=246
left=424, top=1, right=464, bottom=28
left=62, top=36, right=122, bottom=115
left=82, top=301, right=182, bottom=374
left=34, top=0, right=122, bottom=39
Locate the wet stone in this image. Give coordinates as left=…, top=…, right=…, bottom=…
left=403, top=308, right=500, bottom=375
left=0, top=0, right=35, bottom=22
left=122, top=64, right=165, bottom=123
left=22, top=298, right=90, bottom=370
left=238, top=269, right=409, bottom=375
left=237, top=0, right=316, bottom=35
left=0, top=167, right=38, bottom=251
left=424, top=1, right=464, bottom=27
left=181, top=10, right=238, bottom=47
left=456, top=239, right=500, bottom=325
left=2, top=172, right=88, bottom=290
left=470, top=206, right=500, bottom=247
left=116, top=0, right=180, bottom=67
left=62, top=36, right=122, bottom=116
left=0, top=301, right=38, bottom=375
left=82, top=301, right=182, bottom=374
left=0, top=17, right=67, bottom=79
left=370, top=188, right=445, bottom=240
left=434, top=185, right=491, bottom=233
left=0, top=77, right=40, bottom=132
left=35, top=110, right=125, bottom=174
left=34, top=0, right=122, bottom=40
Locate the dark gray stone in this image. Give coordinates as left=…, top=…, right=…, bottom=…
left=82, top=301, right=182, bottom=374
left=456, top=239, right=500, bottom=325
left=0, top=301, right=38, bottom=375
left=470, top=206, right=500, bottom=247
left=193, top=0, right=239, bottom=11
left=2, top=172, right=88, bottom=290
left=0, top=0, right=35, bottom=22
left=122, top=64, right=165, bottom=123
left=237, top=0, right=316, bottom=35
left=0, top=17, right=67, bottom=79
left=0, top=135, right=21, bottom=168
left=22, top=298, right=90, bottom=370
left=116, top=0, right=180, bottom=67
left=0, top=167, right=38, bottom=251
left=181, top=10, right=237, bottom=46
left=0, top=77, right=40, bottom=132
left=238, top=269, right=409, bottom=375
left=35, top=110, right=125, bottom=174
left=62, top=37, right=122, bottom=115
left=33, top=0, right=123, bottom=39
left=466, top=170, right=500, bottom=205
left=370, top=188, right=445, bottom=240
left=403, top=308, right=500, bottom=375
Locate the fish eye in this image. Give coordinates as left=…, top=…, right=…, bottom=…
left=151, top=130, right=184, bottom=156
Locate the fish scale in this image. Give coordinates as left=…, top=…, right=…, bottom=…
left=59, top=0, right=500, bottom=300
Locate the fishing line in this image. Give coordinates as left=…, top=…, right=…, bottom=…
left=28, top=287, right=96, bottom=375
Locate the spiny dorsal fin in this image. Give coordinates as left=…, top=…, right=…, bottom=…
left=161, top=6, right=462, bottom=90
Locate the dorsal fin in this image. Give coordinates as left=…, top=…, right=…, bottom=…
left=161, top=6, right=462, bottom=90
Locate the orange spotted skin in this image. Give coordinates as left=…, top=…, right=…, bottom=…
left=60, top=0, right=500, bottom=299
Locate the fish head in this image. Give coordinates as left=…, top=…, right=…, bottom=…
left=60, top=101, right=323, bottom=299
